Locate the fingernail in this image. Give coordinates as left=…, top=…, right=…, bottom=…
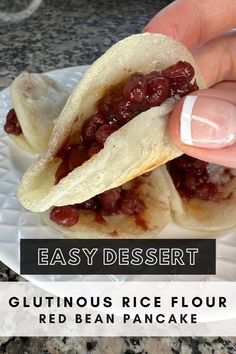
left=180, top=95, right=236, bottom=148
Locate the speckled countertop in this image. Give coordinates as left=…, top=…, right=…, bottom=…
left=0, top=0, right=236, bottom=353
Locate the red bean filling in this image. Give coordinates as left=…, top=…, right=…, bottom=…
left=167, top=155, right=234, bottom=201
left=4, top=109, right=22, bottom=136
left=51, top=61, right=198, bottom=227
left=50, top=206, right=79, bottom=227
left=50, top=187, right=145, bottom=227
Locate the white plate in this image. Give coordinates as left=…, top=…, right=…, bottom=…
left=0, top=65, right=236, bottom=283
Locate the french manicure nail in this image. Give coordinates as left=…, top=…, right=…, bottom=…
left=180, top=95, right=236, bottom=148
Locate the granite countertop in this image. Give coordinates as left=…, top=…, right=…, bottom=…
left=0, top=0, right=236, bottom=353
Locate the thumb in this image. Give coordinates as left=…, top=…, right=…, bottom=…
left=168, top=87, right=236, bottom=168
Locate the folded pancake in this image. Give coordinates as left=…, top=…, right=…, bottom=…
left=4, top=72, right=69, bottom=154
left=165, top=155, right=236, bottom=230
left=41, top=167, right=171, bottom=238
left=18, top=33, right=206, bottom=213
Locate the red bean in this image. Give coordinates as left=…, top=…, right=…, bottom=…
left=195, top=183, right=218, bottom=201
left=114, top=99, right=133, bottom=123
left=171, top=155, right=194, bottom=171
left=146, top=75, right=169, bottom=107
left=168, top=155, right=220, bottom=201
left=4, top=122, right=15, bottom=134
left=98, top=99, right=114, bottom=120
left=119, top=190, right=145, bottom=215
left=14, top=125, right=22, bottom=135
left=4, top=109, right=22, bottom=136
left=184, top=173, right=198, bottom=192
left=98, top=88, right=123, bottom=122
left=77, top=198, right=98, bottom=211
left=55, top=159, right=70, bottom=184
left=95, top=123, right=119, bottom=144
left=50, top=206, right=79, bottom=227
left=88, top=144, right=102, bottom=158
left=101, top=201, right=119, bottom=215
left=170, top=80, right=199, bottom=98
left=192, top=159, right=208, bottom=177
left=97, top=187, right=122, bottom=215
left=68, top=145, right=88, bottom=171
left=98, top=187, right=122, bottom=205
left=162, top=61, right=195, bottom=82
left=81, top=113, right=107, bottom=144
left=6, top=109, right=16, bottom=123
left=123, top=72, right=147, bottom=104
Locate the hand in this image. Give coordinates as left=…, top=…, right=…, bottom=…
left=144, top=0, right=236, bottom=168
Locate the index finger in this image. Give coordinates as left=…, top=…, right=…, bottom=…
left=144, top=0, right=236, bottom=49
